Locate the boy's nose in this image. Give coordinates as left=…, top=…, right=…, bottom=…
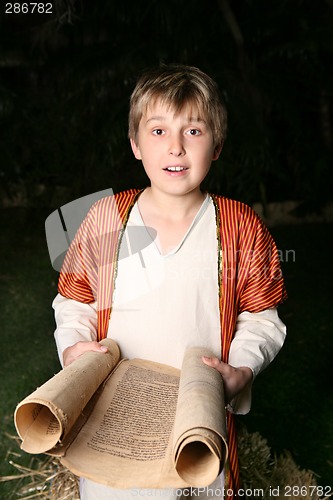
left=168, top=135, right=185, bottom=156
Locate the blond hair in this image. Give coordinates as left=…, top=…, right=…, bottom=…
left=128, top=64, right=227, bottom=148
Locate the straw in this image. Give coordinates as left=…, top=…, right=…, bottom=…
left=1, top=429, right=329, bottom=499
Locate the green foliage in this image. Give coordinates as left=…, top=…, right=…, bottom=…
left=0, top=0, right=332, bottom=207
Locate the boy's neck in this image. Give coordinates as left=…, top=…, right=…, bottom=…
left=140, top=187, right=206, bottom=221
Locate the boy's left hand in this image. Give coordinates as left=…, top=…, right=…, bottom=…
left=202, top=356, right=253, bottom=403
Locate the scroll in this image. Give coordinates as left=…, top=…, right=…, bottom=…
left=15, top=340, right=227, bottom=488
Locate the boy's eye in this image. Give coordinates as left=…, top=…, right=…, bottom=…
left=152, top=129, right=165, bottom=136
left=186, top=129, right=201, bottom=136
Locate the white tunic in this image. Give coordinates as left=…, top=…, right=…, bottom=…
left=108, top=195, right=221, bottom=368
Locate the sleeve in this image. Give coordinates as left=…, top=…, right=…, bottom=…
left=227, top=307, right=286, bottom=415
left=58, top=202, right=99, bottom=305
left=53, top=202, right=100, bottom=367
left=53, top=293, right=98, bottom=367
left=237, top=212, right=287, bottom=313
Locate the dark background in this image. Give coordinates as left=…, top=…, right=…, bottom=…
left=0, top=0, right=332, bottom=494
left=0, top=0, right=332, bottom=211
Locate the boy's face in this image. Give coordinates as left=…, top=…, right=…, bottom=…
left=130, top=100, right=221, bottom=198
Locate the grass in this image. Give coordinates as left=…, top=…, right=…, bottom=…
left=243, top=223, right=333, bottom=488
left=0, top=208, right=60, bottom=497
left=0, top=208, right=332, bottom=497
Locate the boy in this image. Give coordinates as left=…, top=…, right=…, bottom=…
left=53, top=64, right=287, bottom=499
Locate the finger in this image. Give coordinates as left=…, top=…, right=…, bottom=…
left=79, top=341, right=108, bottom=354
left=90, top=342, right=108, bottom=353
left=202, top=356, right=221, bottom=368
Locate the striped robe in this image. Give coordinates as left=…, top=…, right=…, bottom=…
left=58, top=189, right=287, bottom=498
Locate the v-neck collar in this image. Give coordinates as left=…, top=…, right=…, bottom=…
left=134, top=193, right=211, bottom=257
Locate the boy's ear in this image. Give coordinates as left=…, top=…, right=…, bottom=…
left=130, top=138, right=142, bottom=160
left=212, top=142, right=223, bottom=161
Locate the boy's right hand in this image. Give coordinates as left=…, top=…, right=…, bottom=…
left=63, top=341, right=108, bottom=367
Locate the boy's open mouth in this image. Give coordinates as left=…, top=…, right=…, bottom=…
left=163, top=167, right=188, bottom=172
